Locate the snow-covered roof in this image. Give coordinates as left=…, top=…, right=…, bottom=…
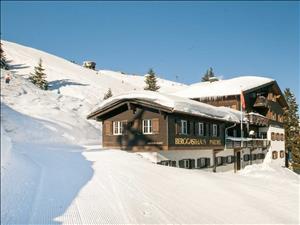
left=174, top=76, right=274, bottom=99
left=88, top=91, right=243, bottom=123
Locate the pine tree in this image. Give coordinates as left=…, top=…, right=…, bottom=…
left=29, top=58, right=48, bottom=90
left=103, top=88, right=113, bottom=100
left=144, top=68, right=160, bottom=91
left=0, top=42, right=5, bottom=61
left=0, top=42, right=8, bottom=69
left=283, top=88, right=300, bottom=171
left=201, top=67, right=215, bottom=82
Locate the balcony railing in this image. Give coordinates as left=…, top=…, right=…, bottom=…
left=246, top=112, right=269, bottom=126
left=225, top=137, right=270, bottom=149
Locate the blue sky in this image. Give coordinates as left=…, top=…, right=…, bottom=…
left=1, top=1, right=299, bottom=101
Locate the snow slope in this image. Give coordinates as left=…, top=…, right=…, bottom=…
left=1, top=41, right=299, bottom=224
left=2, top=40, right=186, bottom=105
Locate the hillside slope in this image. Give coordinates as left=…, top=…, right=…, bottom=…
left=2, top=40, right=186, bottom=105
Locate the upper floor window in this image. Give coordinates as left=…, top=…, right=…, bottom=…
left=143, top=119, right=152, bottom=134
left=198, top=122, right=204, bottom=136
left=113, top=121, right=124, bottom=135
left=212, top=124, right=218, bottom=137
left=180, top=120, right=188, bottom=135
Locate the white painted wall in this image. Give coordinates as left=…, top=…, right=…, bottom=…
left=267, top=125, right=285, bottom=167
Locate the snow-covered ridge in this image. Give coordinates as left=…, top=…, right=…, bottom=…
left=174, top=76, right=274, bottom=99
left=2, top=40, right=186, bottom=105
left=89, top=91, right=242, bottom=122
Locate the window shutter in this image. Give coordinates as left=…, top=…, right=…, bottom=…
left=104, top=121, right=112, bottom=135
left=152, top=118, right=159, bottom=134
left=122, top=120, right=128, bottom=135
left=206, top=123, right=210, bottom=136
left=195, top=122, right=199, bottom=136
left=217, top=125, right=220, bottom=137
left=190, top=159, right=195, bottom=169
left=175, top=119, right=181, bottom=135
left=222, top=157, right=227, bottom=164
left=179, top=160, right=184, bottom=168
left=205, top=158, right=210, bottom=167
left=189, top=121, right=193, bottom=135
left=172, top=161, right=176, bottom=167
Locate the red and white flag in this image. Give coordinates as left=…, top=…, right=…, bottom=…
left=240, top=91, right=246, bottom=110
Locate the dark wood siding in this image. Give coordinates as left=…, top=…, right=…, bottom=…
left=168, top=114, right=225, bottom=150
left=103, top=105, right=168, bottom=151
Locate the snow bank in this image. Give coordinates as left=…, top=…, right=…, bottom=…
left=175, top=76, right=274, bottom=99
left=1, top=126, right=12, bottom=172
left=89, top=90, right=243, bottom=122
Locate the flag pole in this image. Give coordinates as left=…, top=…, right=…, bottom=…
left=240, top=86, right=243, bottom=148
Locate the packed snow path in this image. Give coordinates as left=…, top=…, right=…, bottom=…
left=3, top=147, right=300, bottom=224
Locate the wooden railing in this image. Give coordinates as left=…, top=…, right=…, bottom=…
left=246, top=113, right=269, bottom=126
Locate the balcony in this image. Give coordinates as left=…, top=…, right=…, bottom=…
left=246, top=112, right=269, bottom=126
left=253, top=96, right=268, bottom=108
left=225, top=137, right=270, bottom=149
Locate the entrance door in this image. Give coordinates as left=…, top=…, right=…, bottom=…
left=236, top=151, right=241, bottom=171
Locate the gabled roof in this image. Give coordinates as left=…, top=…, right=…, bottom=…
left=174, top=76, right=275, bottom=99
left=87, top=91, right=243, bottom=123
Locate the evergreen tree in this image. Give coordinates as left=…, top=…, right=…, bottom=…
left=0, top=42, right=5, bottom=61
left=283, top=88, right=300, bottom=171
left=144, top=68, right=160, bottom=91
left=201, top=67, right=215, bottom=82
left=103, top=88, right=113, bottom=100
left=29, top=58, right=48, bottom=90
left=0, top=42, right=8, bottom=69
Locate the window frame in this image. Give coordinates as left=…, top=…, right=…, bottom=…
left=180, top=120, right=188, bottom=135
left=198, top=122, right=204, bottom=136
left=142, top=119, right=153, bottom=134
left=212, top=124, right=218, bottom=137
left=113, top=121, right=123, bottom=135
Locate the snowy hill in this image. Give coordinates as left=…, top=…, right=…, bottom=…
left=2, top=40, right=186, bottom=105
left=1, top=41, right=299, bottom=225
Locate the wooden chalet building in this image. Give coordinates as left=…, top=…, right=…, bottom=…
left=88, top=89, right=271, bottom=172
left=175, top=76, right=289, bottom=168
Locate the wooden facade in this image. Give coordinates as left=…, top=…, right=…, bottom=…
left=195, top=82, right=288, bottom=126
left=89, top=101, right=230, bottom=151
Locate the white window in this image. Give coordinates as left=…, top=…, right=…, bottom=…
left=181, top=120, right=188, bottom=135
left=212, top=124, right=218, bottom=137
left=198, top=122, right=204, bottom=136
left=113, top=121, right=123, bottom=135
left=143, top=119, right=152, bottom=134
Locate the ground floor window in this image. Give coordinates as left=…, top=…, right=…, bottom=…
left=257, top=153, right=265, bottom=160
left=159, top=160, right=176, bottom=167
left=280, top=151, right=284, bottom=158
left=243, top=154, right=250, bottom=162
left=143, top=119, right=152, bottom=134
left=179, top=159, right=195, bottom=169
left=113, top=121, right=124, bottom=135
left=250, top=154, right=257, bottom=161
left=272, top=151, right=278, bottom=159
left=197, top=157, right=210, bottom=168
left=216, top=156, right=224, bottom=166
left=226, top=155, right=235, bottom=164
